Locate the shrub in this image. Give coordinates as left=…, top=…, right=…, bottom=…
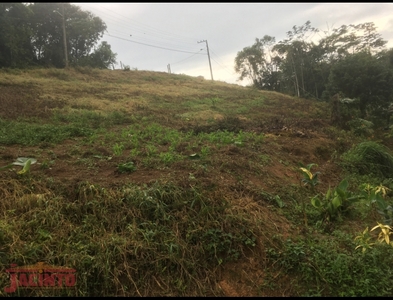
left=340, top=141, right=393, bottom=178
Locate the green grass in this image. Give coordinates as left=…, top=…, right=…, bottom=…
left=266, top=233, right=393, bottom=296
left=340, top=141, right=393, bottom=180
left=0, top=118, right=93, bottom=146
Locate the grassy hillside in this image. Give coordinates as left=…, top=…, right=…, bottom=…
left=0, top=67, right=392, bottom=296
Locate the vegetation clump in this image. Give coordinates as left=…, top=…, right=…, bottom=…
left=341, top=141, right=393, bottom=178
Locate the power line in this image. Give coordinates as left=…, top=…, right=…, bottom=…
left=170, top=49, right=206, bottom=65
left=209, top=48, right=237, bottom=76
left=90, top=11, right=199, bottom=49
left=105, top=33, right=206, bottom=54
left=78, top=3, right=199, bottom=45
left=77, top=4, right=203, bottom=52
left=106, top=27, right=200, bottom=52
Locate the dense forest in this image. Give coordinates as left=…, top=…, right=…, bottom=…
left=0, top=3, right=116, bottom=69
left=235, top=21, right=393, bottom=126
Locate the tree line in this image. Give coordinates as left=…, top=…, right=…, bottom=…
left=235, top=21, right=393, bottom=124
left=0, top=3, right=117, bottom=69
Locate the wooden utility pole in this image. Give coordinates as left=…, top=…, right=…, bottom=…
left=61, top=3, right=68, bottom=68
left=198, top=40, right=213, bottom=81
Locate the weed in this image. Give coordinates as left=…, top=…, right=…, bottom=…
left=274, top=195, right=285, bottom=208
left=129, top=148, right=141, bottom=157
left=359, top=183, right=393, bottom=224
left=311, top=179, right=363, bottom=222
left=267, top=235, right=393, bottom=296
left=347, top=118, right=374, bottom=137
left=117, top=161, right=137, bottom=173
left=200, top=145, right=210, bottom=158
left=259, top=154, right=271, bottom=166
left=40, top=160, right=55, bottom=170
left=146, top=144, right=158, bottom=157
left=208, top=97, right=221, bottom=108
left=159, top=151, right=181, bottom=165
left=113, top=143, right=124, bottom=156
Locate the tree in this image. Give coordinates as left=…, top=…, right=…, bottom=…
left=29, top=3, right=64, bottom=67
left=234, top=35, right=281, bottom=90
left=0, top=3, right=35, bottom=67
left=325, top=51, right=393, bottom=119
left=234, top=21, right=389, bottom=101
left=81, top=41, right=117, bottom=69
left=28, top=3, right=107, bottom=68
left=234, top=39, right=265, bottom=86
left=255, top=35, right=281, bottom=91
left=273, top=21, right=319, bottom=98
left=65, top=4, right=107, bottom=66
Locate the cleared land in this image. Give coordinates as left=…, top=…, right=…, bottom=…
left=0, top=67, right=392, bottom=296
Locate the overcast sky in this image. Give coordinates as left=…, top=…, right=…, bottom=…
left=74, top=3, right=393, bottom=86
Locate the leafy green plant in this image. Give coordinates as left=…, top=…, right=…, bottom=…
left=311, top=179, right=363, bottom=221
left=354, top=227, right=375, bottom=253
left=371, top=222, right=393, bottom=246
left=117, top=161, right=137, bottom=173
left=130, top=148, right=141, bottom=157
left=360, top=183, right=393, bottom=224
left=210, top=97, right=218, bottom=107
left=159, top=151, right=179, bottom=165
left=355, top=223, right=393, bottom=253
left=200, top=145, right=210, bottom=158
left=113, top=143, right=124, bottom=156
left=299, top=163, right=320, bottom=192
left=299, top=163, right=320, bottom=226
left=201, top=227, right=255, bottom=265
left=274, top=195, right=285, bottom=208
left=146, top=144, right=157, bottom=157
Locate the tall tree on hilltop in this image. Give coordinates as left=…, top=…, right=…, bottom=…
left=235, top=21, right=389, bottom=102
left=325, top=51, right=393, bottom=119
left=0, top=3, right=35, bottom=67
left=273, top=21, right=319, bottom=98
left=29, top=3, right=106, bottom=68
left=234, top=35, right=281, bottom=90
left=234, top=38, right=265, bottom=86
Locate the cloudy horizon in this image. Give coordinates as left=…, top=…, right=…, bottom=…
left=74, top=3, right=393, bottom=86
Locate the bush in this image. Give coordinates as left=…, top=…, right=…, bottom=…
left=347, top=118, right=374, bottom=137
left=340, top=141, right=393, bottom=178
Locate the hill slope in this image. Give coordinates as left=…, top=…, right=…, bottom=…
left=0, top=67, right=391, bottom=296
